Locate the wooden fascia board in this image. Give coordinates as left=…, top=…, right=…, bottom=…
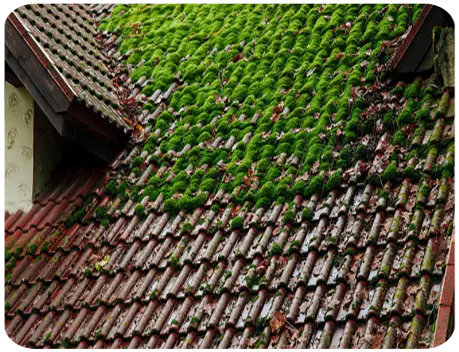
left=67, top=100, right=129, bottom=145
left=5, top=46, right=65, bottom=135
left=5, top=63, right=23, bottom=87
left=60, top=114, right=121, bottom=162
left=6, top=47, right=123, bottom=162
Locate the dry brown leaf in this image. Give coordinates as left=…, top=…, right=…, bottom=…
left=270, top=311, right=286, bottom=332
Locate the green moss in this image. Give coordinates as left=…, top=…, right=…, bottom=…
left=326, top=171, right=341, bottom=191
left=301, top=208, right=313, bottom=222
left=132, top=156, right=144, bottom=168
left=230, top=216, right=244, bottom=231
left=270, top=242, right=283, bottom=257
left=288, top=240, right=302, bottom=254
left=104, top=180, right=117, bottom=196
left=134, top=204, right=146, bottom=218
left=95, top=207, right=107, bottom=219
left=392, top=130, right=406, bottom=146
left=26, top=243, right=38, bottom=255
left=305, top=175, right=324, bottom=198
left=397, top=100, right=415, bottom=125
left=118, top=181, right=129, bottom=201
left=170, top=255, right=179, bottom=268
left=97, top=4, right=419, bottom=220
left=404, top=80, right=421, bottom=99
left=282, top=210, right=296, bottom=225
left=181, top=222, right=193, bottom=235
left=39, top=241, right=50, bottom=254
left=210, top=204, right=220, bottom=213
left=402, top=166, right=419, bottom=180
left=382, top=162, right=398, bottom=183
left=101, top=220, right=110, bottom=229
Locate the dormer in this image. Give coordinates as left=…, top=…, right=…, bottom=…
left=5, top=4, right=130, bottom=213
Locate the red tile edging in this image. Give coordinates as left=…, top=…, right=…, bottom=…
left=433, top=200, right=459, bottom=350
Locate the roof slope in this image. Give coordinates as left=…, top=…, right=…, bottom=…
left=5, top=4, right=454, bottom=349
left=8, top=4, right=130, bottom=130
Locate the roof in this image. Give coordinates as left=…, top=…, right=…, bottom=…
left=6, top=4, right=130, bottom=130
left=5, top=4, right=455, bottom=349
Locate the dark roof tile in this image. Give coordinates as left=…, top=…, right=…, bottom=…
left=5, top=4, right=455, bottom=349
left=11, top=4, right=130, bottom=130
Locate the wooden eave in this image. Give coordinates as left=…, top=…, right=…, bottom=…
left=391, top=4, right=454, bottom=74
left=5, top=13, right=128, bottom=162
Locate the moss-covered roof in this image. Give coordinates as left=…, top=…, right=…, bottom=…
left=5, top=4, right=454, bottom=349
left=96, top=4, right=432, bottom=212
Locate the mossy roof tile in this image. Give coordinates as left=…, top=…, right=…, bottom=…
left=5, top=3, right=454, bottom=349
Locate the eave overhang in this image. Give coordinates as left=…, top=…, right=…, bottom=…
left=390, top=5, right=454, bottom=74
left=5, top=13, right=129, bottom=162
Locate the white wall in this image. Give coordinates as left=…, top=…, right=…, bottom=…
left=5, top=82, right=34, bottom=213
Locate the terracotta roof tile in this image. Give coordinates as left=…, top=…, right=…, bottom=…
left=5, top=3, right=454, bottom=349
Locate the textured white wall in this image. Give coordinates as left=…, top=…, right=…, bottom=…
left=5, top=82, right=34, bottom=213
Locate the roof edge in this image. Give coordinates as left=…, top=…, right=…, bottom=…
left=7, top=12, right=76, bottom=103
left=433, top=230, right=455, bottom=347
left=390, top=5, right=434, bottom=71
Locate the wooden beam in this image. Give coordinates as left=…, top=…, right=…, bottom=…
left=6, top=47, right=65, bottom=135
left=67, top=100, right=129, bottom=145
left=61, top=114, right=121, bottom=162
left=6, top=47, right=123, bottom=163
left=5, top=63, right=23, bottom=87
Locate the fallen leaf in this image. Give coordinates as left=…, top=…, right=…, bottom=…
left=270, top=311, right=286, bottom=332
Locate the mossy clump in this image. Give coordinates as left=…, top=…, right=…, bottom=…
left=392, top=130, right=406, bottom=146
left=163, top=198, right=178, bottom=215
left=230, top=216, right=244, bottom=231
left=134, top=204, right=146, bottom=218
left=181, top=222, right=193, bottom=235
left=282, top=210, right=296, bottom=225
left=382, top=162, right=398, bottom=183
left=170, top=256, right=179, bottom=268
left=97, top=4, right=420, bottom=218
left=65, top=209, right=86, bottom=228
left=270, top=243, right=283, bottom=257
left=326, top=171, right=342, bottom=191
left=402, top=166, right=419, bottom=180
left=117, top=181, right=129, bottom=201
left=301, top=208, right=314, bottom=222
left=132, top=156, right=145, bottom=168
left=95, top=207, right=107, bottom=219
left=404, top=80, right=421, bottom=99
left=305, top=175, right=324, bottom=198
left=39, top=241, right=50, bottom=254
left=104, top=180, right=117, bottom=196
